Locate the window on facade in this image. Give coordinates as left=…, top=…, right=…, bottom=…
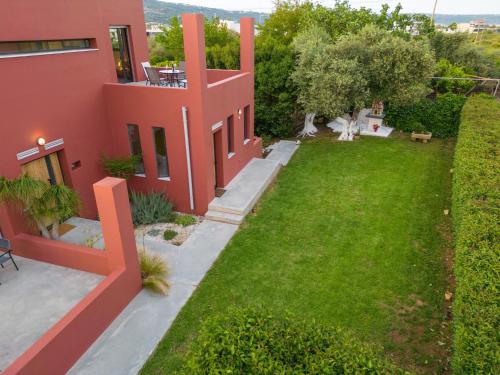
left=243, top=105, right=250, bottom=141
left=109, top=27, right=133, bottom=83
left=152, top=127, right=169, bottom=178
left=0, top=39, right=92, bottom=55
left=127, top=124, right=145, bottom=175
left=227, top=115, right=234, bottom=154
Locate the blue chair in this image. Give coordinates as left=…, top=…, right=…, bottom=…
left=0, top=238, right=19, bottom=284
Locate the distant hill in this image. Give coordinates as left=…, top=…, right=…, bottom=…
left=143, top=0, right=268, bottom=24
left=143, top=0, right=500, bottom=26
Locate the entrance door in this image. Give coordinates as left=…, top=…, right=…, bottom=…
left=109, top=27, right=133, bottom=83
left=22, top=153, right=64, bottom=186
left=213, top=131, right=224, bottom=191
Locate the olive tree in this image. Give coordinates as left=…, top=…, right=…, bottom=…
left=292, top=24, right=435, bottom=136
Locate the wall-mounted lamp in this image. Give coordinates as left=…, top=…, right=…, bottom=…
left=238, top=108, right=242, bottom=119
left=36, top=137, right=46, bottom=147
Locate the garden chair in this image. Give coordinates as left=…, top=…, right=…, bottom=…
left=145, top=67, right=169, bottom=87
left=0, top=238, right=19, bottom=285
left=141, top=62, right=151, bottom=84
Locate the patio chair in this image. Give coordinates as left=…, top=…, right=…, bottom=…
left=145, top=67, right=169, bottom=87
left=0, top=238, right=19, bottom=285
left=141, top=62, right=151, bottom=85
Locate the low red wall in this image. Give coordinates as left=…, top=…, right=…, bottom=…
left=13, top=233, right=109, bottom=276
left=4, top=268, right=140, bottom=375
left=207, top=69, right=241, bottom=84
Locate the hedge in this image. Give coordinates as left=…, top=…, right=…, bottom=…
left=385, top=93, right=466, bottom=138
left=183, top=307, right=410, bottom=374
left=451, top=94, right=500, bottom=373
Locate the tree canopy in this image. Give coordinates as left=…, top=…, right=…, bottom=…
left=292, top=24, right=435, bottom=120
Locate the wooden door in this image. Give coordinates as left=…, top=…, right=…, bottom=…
left=21, top=153, right=64, bottom=185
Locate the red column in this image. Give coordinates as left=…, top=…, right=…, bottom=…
left=93, top=177, right=140, bottom=278
left=182, top=14, right=213, bottom=214
left=240, top=18, right=256, bottom=139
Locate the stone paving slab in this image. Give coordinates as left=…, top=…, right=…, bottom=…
left=208, top=157, right=281, bottom=216
left=266, top=140, right=299, bottom=166
left=68, top=220, right=238, bottom=375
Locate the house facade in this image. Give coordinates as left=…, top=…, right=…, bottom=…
left=0, top=0, right=262, bottom=235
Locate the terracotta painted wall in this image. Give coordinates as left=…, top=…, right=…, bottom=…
left=0, top=0, right=149, bottom=219
left=4, top=178, right=142, bottom=375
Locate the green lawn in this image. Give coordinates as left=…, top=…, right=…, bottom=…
left=142, top=133, right=455, bottom=374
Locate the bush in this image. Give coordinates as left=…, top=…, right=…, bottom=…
left=183, top=308, right=409, bottom=374
left=138, top=249, right=170, bottom=295
left=101, top=154, right=140, bottom=180
left=163, top=229, right=177, bottom=241
left=175, top=215, right=196, bottom=227
left=130, top=190, right=175, bottom=226
left=451, top=94, right=500, bottom=374
left=385, top=93, right=466, bottom=138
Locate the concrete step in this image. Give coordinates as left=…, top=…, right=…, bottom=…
left=208, top=157, right=281, bottom=216
left=266, top=140, right=299, bottom=166
left=205, top=210, right=245, bottom=225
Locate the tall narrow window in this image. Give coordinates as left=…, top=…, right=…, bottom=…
left=109, top=27, right=133, bottom=83
left=153, top=127, right=169, bottom=178
left=127, top=124, right=145, bottom=175
left=227, top=115, right=234, bottom=155
left=243, top=105, right=250, bottom=141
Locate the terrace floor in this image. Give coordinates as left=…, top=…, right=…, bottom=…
left=0, top=256, right=103, bottom=371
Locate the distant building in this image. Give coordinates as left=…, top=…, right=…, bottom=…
left=146, top=22, right=165, bottom=37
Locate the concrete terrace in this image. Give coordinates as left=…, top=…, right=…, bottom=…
left=0, top=257, right=103, bottom=371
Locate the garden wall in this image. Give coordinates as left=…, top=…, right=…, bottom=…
left=451, top=94, right=499, bottom=373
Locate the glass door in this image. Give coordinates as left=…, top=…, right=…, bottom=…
left=109, top=27, right=133, bottom=83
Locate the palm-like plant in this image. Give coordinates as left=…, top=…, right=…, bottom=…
left=138, top=248, right=170, bottom=295
left=0, top=174, right=80, bottom=239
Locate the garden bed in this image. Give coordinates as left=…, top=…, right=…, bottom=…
left=135, top=214, right=202, bottom=246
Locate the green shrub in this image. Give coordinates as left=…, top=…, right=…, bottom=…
left=385, top=93, right=466, bottom=138
left=174, top=215, right=196, bottom=227
left=183, top=308, right=409, bottom=374
left=451, top=94, right=500, bottom=374
left=130, top=190, right=175, bottom=226
left=101, top=154, right=140, bottom=180
left=163, top=229, right=177, bottom=241
left=139, top=249, right=170, bottom=295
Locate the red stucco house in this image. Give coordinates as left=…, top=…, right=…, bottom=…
left=0, top=0, right=262, bottom=231
left=0, top=0, right=261, bottom=373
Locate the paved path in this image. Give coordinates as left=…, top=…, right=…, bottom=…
left=68, top=220, right=238, bottom=375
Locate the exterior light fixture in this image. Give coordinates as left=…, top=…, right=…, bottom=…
left=36, top=137, right=46, bottom=146
left=238, top=108, right=242, bottom=119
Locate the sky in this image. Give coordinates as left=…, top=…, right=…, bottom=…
left=160, top=0, right=500, bottom=14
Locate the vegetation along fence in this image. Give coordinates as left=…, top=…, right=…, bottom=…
left=451, top=94, right=499, bottom=374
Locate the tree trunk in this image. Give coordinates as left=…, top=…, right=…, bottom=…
left=51, top=221, right=60, bottom=240
left=298, top=113, right=318, bottom=137
left=35, top=219, right=51, bottom=239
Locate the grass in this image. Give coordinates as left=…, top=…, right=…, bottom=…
left=142, top=132, right=455, bottom=374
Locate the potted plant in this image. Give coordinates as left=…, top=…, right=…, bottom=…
left=411, top=122, right=432, bottom=143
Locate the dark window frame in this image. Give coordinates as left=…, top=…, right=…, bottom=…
left=0, top=39, right=93, bottom=55
left=243, top=105, right=250, bottom=141
left=152, top=127, right=170, bottom=179
left=227, top=115, right=234, bottom=154
left=127, top=124, right=145, bottom=175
